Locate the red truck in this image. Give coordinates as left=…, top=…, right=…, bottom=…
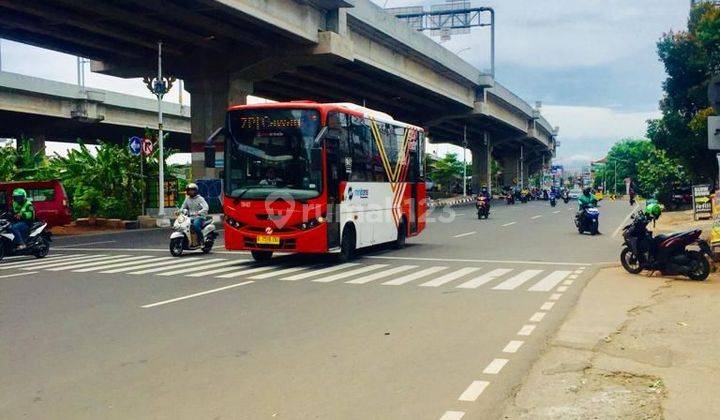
left=0, top=180, right=72, bottom=227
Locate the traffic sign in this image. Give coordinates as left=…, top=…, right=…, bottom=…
left=128, top=136, right=142, bottom=156
left=142, top=138, right=153, bottom=156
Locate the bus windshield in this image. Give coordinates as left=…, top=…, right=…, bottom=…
left=226, top=108, right=322, bottom=200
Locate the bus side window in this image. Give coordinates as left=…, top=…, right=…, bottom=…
left=349, top=118, right=371, bottom=182
left=326, top=112, right=349, bottom=202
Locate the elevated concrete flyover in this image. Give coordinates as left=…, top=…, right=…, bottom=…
left=0, top=0, right=557, bottom=183
left=0, top=71, right=190, bottom=150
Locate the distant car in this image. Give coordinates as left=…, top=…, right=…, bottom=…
left=0, top=180, right=72, bottom=227
left=671, top=186, right=693, bottom=209
left=569, top=188, right=582, bottom=199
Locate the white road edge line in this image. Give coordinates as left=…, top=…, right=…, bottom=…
left=503, top=340, right=524, bottom=353
left=529, top=312, right=546, bottom=322
left=58, top=240, right=117, bottom=247
left=367, top=256, right=589, bottom=266
left=531, top=215, right=542, bottom=219
left=452, top=231, right=476, bottom=238
left=457, top=380, right=489, bottom=402
left=501, top=221, right=516, bottom=227
left=439, top=411, right=465, bottom=420
left=612, top=204, right=640, bottom=238
left=483, top=358, right=509, bottom=375
left=141, top=281, right=254, bottom=308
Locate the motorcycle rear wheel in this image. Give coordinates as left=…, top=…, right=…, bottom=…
left=687, top=250, right=710, bottom=281
left=33, top=237, right=49, bottom=258
left=620, top=247, right=643, bottom=274
left=202, top=240, right=214, bottom=254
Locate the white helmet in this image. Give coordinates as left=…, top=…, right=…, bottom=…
left=186, top=183, right=198, bottom=190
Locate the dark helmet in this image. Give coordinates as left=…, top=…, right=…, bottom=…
left=583, top=187, right=592, bottom=196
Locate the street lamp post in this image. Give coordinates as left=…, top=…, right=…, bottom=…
left=143, top=42, right=175, bottom=221
left=462, top=124, right=467, bottom=197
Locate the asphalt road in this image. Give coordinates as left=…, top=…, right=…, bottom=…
left=0, top=198, right=636, bottom=420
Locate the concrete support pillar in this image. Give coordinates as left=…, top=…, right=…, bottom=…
left=501, top=154, right=519, bottom=188
left=470, top=132, right=492, bottom=195
left=186, top=75, right=253, bottom=180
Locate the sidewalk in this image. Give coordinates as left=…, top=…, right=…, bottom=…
left=501, top=212, right=720, bottom=419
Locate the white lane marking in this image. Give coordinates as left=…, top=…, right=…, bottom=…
left=503, top=340, right=524, bottom=353
left=578, top=266, right=586, bottom=270
left=53, top=247, right=252, bottom=255
left=187, top=262, right=253, bottom=277
left=346, top=265, right=417, bottom=284
left=528, top=270, right=572, bottom=292
left=73, top=256, right=160, bottom=272
left=382, top=266, right=447, bottom=286
left=282, top=263, right=360, bottom=281
left=131, top=258, right=227, bottom=275
left=58, top=240, right=117, bottom=247
left=613, top=204, right=640, bottom=238
left=157, top=260, right=244, bottom=276
left=367, top=255, right=589, bottom=266
left=45, top=255, right=131, bottom=271
left=563, top=280, right=574, bottom=286
left=312, top=264, right=387, bottom=283
left=529, top=312, right=546, bottom=322
left=492, top=269, right=543, bottom=290
left=20, top=255, right=108, bottom=271
left=419, top=267, right=482, bottom=287
left=518, top=325, right=536, bottom=336
left=101, top=258, right=185, bottom=273
left=0, top=254, right=69, bottom=269
left=215, top=265, right=277, bottom=279
left=569, top=274, right=578, bottom=279
left=457, top=381, right=489, bottom=402
left=453, top=231, right=476, bottom=238
left=531, top=215, right=542, bottom=219
left=552, top=210, right=561, bottom=214
left=249, top=266, right=310, bottom=280
left=483, top=358, right=509, bottom=374
left=567, top=207, right=573, bottom=211
left=141, top=281, right=254, bottom=308
left=549, top=293, right=562, bottom=301
left=0, top=271, right=38, bottom=278
left=440, top=411, right=465, bottom=420
left=540, top=301, right=555, bottom=311
left=456, top=268, right=512, bottom=289
left=501, top=222, right=516, bottom=227
left=455, top=213, right=466, bottom=216
left=557, top=285, right=569, bottom=292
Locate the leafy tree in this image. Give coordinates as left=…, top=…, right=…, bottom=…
left=593, top=139, right=655, bottom=193
left=427, top=153, right=464, bottom=193
left=636, top=148, right=688, bottom=203
left=648, top=3, right=719, bottom=183
left=0, top=140, right=17, bottom=182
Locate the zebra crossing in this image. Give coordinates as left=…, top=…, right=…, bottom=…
left=0, top=253, right=586, bottom=292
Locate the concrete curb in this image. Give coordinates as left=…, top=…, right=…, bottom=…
left=428, top=196, right=477, bottom=208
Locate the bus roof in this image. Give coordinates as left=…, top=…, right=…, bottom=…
left=227, top=101, right=424, bottom=132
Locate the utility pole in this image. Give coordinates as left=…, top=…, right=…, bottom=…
left=484, top=131, right=491, bottom=196
left=520, top=146, right=524, bottom=190
left=462, top=124, right=467, bottom=197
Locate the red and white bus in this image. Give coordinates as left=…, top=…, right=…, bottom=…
left=220, top=101, right=427, bottom=262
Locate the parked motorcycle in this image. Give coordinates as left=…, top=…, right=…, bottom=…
left=575, top=204, right=600, bottom=235
left=170, top=210, right=218, bottom=256
left=476, top=196, right=490, bottom=219
left=620, top=211, right=715, bottom=280
left=629, top=194, right=636, bottom=206
left=0, top=212, right=51, bottom=261
left=505, top=192, right=515, bottom=205
left=549, top=192, right=557, bottom=207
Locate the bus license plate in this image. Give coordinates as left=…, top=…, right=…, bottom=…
left=256, top=235, right=280, bottom=245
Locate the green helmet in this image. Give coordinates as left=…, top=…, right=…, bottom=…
left=644, top=202, right=662, bottom=219
left=12, top=188, right=26, bottom=198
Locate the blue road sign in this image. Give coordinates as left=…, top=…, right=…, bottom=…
left=129, top=136, right=142, bottom=156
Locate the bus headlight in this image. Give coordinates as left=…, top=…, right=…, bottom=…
left=226, top=217, right=242, bottom=229
left=299, top=217, right=325, bottom=230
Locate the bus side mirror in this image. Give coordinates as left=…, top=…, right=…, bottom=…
left=204, top=145, right=216, bottom=168
left=311, top=148, right=323, bottom=171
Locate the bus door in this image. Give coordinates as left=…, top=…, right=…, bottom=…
left=407, top=130, right=421, bottom=234
left=324, top=112, right=349, bottom=249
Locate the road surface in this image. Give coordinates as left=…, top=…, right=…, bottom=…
left=0, top=198, right=635, bottom=419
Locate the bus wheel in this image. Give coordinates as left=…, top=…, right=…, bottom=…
left=338, top=227, right=356, bottom=262
left=251, top=250, right=273, bottom=262
left=393, top=220, right=406, bottom=249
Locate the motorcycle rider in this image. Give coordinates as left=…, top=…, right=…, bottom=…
left=10, top=188, right=34, bottom=250
left=576, top=187, right=598, bottom=227
left=180, top=183, right=209, bottom=246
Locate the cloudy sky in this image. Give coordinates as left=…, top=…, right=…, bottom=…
left=0, top=0, right=690, bottom=168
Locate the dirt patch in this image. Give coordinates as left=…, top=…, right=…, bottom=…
left=50, top=224, right=123, bottom=236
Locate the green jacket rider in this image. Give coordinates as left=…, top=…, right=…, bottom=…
left=578, top=187, right=597, bottom=210
left=10, top=188, right=35, bottom=249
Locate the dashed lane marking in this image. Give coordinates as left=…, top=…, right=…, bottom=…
left=501, top=222, right=516, bottom=227
left=502, top=340, right=524, bottom=353
left=439, top=411, right=465, bottom=420
left=517, top=325, right=536, bottom=336
left=453, top=231, right=476, bottom=238
left=540, top=302, right=555, bottom=310
left=529, top=312, right=546, bottom=322
left=141, top=281, right=254, bottom=308
left=457, top=380, right=490, bottom=402
left=483, top=358, right=509, bottom=375
left=549, top=293, right=562, bottom=300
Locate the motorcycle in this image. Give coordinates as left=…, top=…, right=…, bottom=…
left=0, top=212, right=51, bottom=261
left=549, top=192, right=557, bottom=207
left=520, top=190, right=529, bottom=203
left=476, top=196, right=490, bottom=219
left=169, top=210, right=218, bottom=257
left=562, top=191, right=570, bottom=204
left=506, top=193, right=515, bottom=205
left=620, top=211, right=716, bottom=280
left=575, top=204, right=600, bottom=235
